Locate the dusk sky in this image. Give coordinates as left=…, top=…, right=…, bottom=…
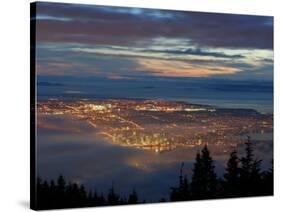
left=34, top=2, right=273, bottom=80
left=33, top=3, right=274, bottom=205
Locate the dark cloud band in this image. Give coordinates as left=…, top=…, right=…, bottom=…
left=34, top=2, right=273, bottom=49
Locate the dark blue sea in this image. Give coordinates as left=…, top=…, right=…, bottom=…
left=37, top=76, right=273, bottom=114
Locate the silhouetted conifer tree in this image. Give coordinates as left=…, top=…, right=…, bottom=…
left=190, top=152, right=203, bottom=198
left=224, top=150, right=240, bottom=196
left=260, top=159, right=273, bottom=195
left=128, top=189, right=139, bottom=204
left=170, top=163, right=190, bottom=201
left=159, top=198, right=166, bottom=202
left=107, top=184, right=120, bottom=205
left=191, top=145, right=217, bottom=199
left=98, top=192, right=106, bottom=205
left=240, top=136, right=262, bottom=196
left=56, top=175, right=66, bottom=207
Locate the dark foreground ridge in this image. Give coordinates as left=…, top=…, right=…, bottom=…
left=34, top=137, right=273, bottom=210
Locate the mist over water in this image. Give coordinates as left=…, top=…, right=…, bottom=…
left=37, top=113, right=273, bottom=201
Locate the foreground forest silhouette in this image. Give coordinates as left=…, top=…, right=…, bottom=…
left=36, top=137, right=273, bottom=210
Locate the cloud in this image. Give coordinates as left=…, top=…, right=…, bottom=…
left=146, top=48, right=244, bottom=59
left=34, top=2, right=273, bottom=49
left=137, top=58, right=241, bottom=77
left=36, top=41, right=273, bottom=80
left=71, top=45, right=244, bottom=60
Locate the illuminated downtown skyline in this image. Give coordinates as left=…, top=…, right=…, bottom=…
left=37, top=99, right=273, bottom=153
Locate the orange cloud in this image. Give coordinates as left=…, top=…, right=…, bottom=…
left=137, top=59, right=241, bottom=77
left=106, top=74, right=134, bottom=80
